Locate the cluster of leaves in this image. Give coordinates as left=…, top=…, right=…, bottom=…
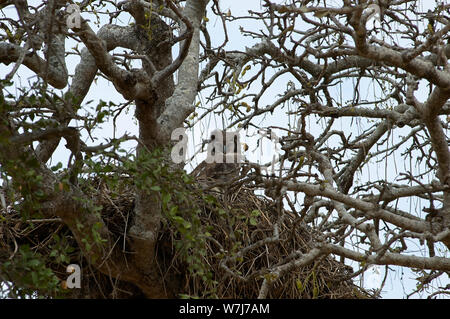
left=3, top=158, right=46, bottom=218
left=49, top=234, right=76, bottom=265
left=1, top=245, right=63, bottom=298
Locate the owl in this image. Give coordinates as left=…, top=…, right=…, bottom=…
left=191, top=129, right=242, bottom=184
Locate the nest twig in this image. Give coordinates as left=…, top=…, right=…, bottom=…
left=0, top=176, right=374, bottom=299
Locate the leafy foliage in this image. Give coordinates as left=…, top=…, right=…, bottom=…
left=1, top=245, right=62, bottom=298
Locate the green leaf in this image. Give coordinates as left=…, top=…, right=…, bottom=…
left=162, top=193, right=171, bottom=206
left=313, top=286, right=319, bottom=298
left=28, top=259, right=40, bottom=268
left=299, top=156, right=304, bottom=167
left=251, top=209, right=261, bottom=217
left=183, top=221, right=192, bottom=229
left=61, top=254, right=69, bottom=263
left=31, top=271, right=38, bottom=284
left=296, top=279, right=304, bottom=292
left=169, top=205, right=178, bottom=216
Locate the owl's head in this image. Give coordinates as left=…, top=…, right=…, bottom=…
left=208, top=129, right=241, bottom=164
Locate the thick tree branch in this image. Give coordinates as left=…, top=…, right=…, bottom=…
left=0, top=42, right=68, bottom=88
left=155, top=0, right=211, bottom=142
left=74, top=20, right=153, bottom=101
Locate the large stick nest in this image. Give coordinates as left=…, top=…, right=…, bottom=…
left=0, top=175, right=374, bottom=299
